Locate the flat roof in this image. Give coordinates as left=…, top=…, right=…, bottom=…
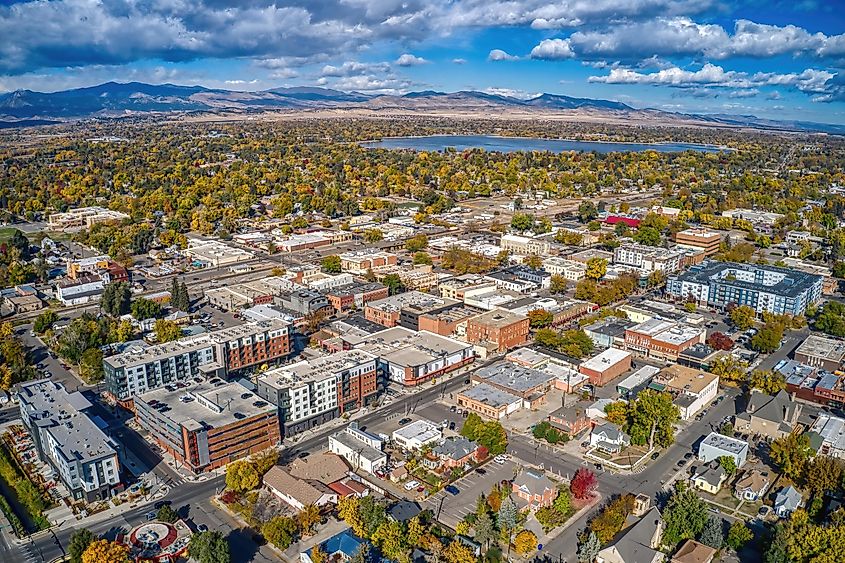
left=580, top=348, right=632, bottom=373
left=671, top=260, right=822, bottom=298
left=459, top=383, right=522, bottom=409
left=366, top=291, right=456, bottom=313
left=359, top=327, right=471, bottom=367
left=392, top=419, right=442, bottom=443
left=137, top=380, right=276, bottom=430
left=659, top=364, right=718, bottom=394
left=701, top=432, right=748, bottom=455
left=330, top=429, right=386, bottom=462
left=469, top=309, right=527, bottom=328
left=795, top=334, right=845, bottom=363
left=617, top=365, right=661, bottom=390
left=259, top=349, right=377, bottom=389
left=474, top=360, right=556, bottom=393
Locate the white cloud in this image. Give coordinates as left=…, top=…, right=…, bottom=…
left=728, top=89, right=759, bottom=98
left=452, top=58, right=467, bottom=64
left=529, top=39, right=574, bottom=60
left=320, top=61, right=390, bottom=77
left=482, top=87, right=539, bottom=99
left=395, top=53, right=428, bottom=66
left=488, top=49, right=519, bottom=62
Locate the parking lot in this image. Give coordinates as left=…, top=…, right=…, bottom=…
left=423, top=458, right=518, bottom=530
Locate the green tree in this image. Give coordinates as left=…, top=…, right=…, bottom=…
left=188, top=530, right=231, bottom=563
left=718, top=456, right=737, bottom=475
left=633, top=226, right=662, bottom=246
left=497, top=496, right=518, bottom=531
left=473, top=511, right=497, bottom=549
left=804, top=455, right=844, bottom=495
left=262, top=516, right=298, bottom=549
left=69, top=529, right=96, bottom=563
left=372, top=520, right=406, bottom=559
left=628, top=389, right=680, bottom=449
left=750, top=369, right=786, bottom=395
left=321, top=255, right=341, bottom=273
left=131, top=298, right=162, bottom=320
left=726, top=520, right=753, bottom=551
left=381, top=273, right=404, bottom=296
left=405, top=234, right=428, bottom=252
left=585, top=258, right=607, bottom=281
left=698, top=515, right=723, bottom=549
left=156, top=504, right=179, bottom=523
left=729, top=305, right=757, bottom=330
left=750, top=322, right=785, bottom=354
left=412, top=251, right=432, bottom=265
left=523, top=254, right=543, bottom=270
left=510, top=212, right=535, bottom=232
left=33, top=310, right=58, bottom=334
left=533, top=421, right=551, bottom=440
left=363, top=229, right=383, bottom=243
left=154, top=319, right=182, bottom=343
left=225, top=460, right=260, bottom=492
left=577, top=531, right=600, bottom=563
left=663, top=482, right=708, bottom=546
left=79, top=347, right=104, bottom=384
left=527, top=309, right=553, bottom=328
left=101, top=282, right=130, bottom=317
left=815, top=301, right=845, bottom=337
left=578, top=202, right=598, bottom=223
left=549, top=274, right=568, bottom=294
left=709, top=355, right=748, bottom=386
left=769, top=432, right=812, bottom=480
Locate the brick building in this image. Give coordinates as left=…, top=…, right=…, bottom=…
left=466, top=310, right=530, bottom=353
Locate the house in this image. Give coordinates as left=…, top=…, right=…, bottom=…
left=392, top=419, right=443, bottom=451
left=734, top=469, right=771, bottom=502
left=511, top=470, right=558, bottom=510
left=424, top=436, right=479, bottom=470
left=590, top=423, right=631, bottom=454
left=774, top=486, right=803, bottom=518
left=263, top=466, right=338, bottom=511
left=735, top=390, right=802, bottom=440
left=652, top=365, right=719, bottom=421
left=697, top=432, right=748, bottom=468
left=300, top=529, right=372, bottom=563
left=587, top=398, right=618, bottom=422
left=690, top=462, right=728, bottom=494
left=327, top=423, right=388, bottom=475
left=596, top=507, right=665, bottom=563
left=387, top=500, right=422, bottom=523
left=671, top=540, right=717, bottom=563
left=288, top=452, right=351, bottom=486
left=548, top=403, right=592, bottom=437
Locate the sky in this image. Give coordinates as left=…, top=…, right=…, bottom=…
left=1, top=0, right=845, bottom=124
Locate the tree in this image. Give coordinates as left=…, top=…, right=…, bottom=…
left=474, top=511, right=497, bottom=549
left=633, top=226, right=661, bottom=246
left=750, top=369, right=786, bottom=395
left=176, top=280, right=191, bottom=311
left=357, top=495, right=387, bottom=538
left=719, top=455, right=737, bottom=475
left=310, top=544, right=327, bottom=563
left=79, top=347, right=104, bottom=384
left=298, top=504, right=321, bottom=536
left=372, top=520, right=405, bottom=559
left=570, top=468, right=598, bottom=500
left=338, top=497, right=366, bottom=538
left=729, top=305, right=757, bottom=330
left=382, top=273, right=404, bottom=296
left=804, top=455, right=844, bottom=495
left=444, top=541, right=477, bottom=563
left=225, top=460, right=260, bottom=492
left=718, top=421, right=735, bottom=437
left=663, top=483, right=708, bottom=546
left=407, top=516, right=425, bottom=546
left=523, top=254, right=543, bottom=270
left=769, top=432, right=812, bottom=480
left=549, top=274, right=568, bottom=294
left=188, top=530, right=231, bottom=563
left=833, top=261, right=845, bottom=279
left=648, top=270, right=667, bottom=288
left=69, top=529, right=96, bottom=563
left=814, top=301, right=845, bottom=337
left=589, top=495, right=635, bottom=544
left=578, top=202, right=598, bottom=223
left=363, top=229, right=383, bottom=243
left=585, top=258, right=607, bottom=281
left=321, top=255, right=341, bottom=273
left=101, top=282, right=130, bottom=317
left=706, top=331, right=734, bottom=351
left=157, top=504, right=179, bottom=523
left=577, top=531, right=600, bottom=563
left=461, top=414, right=508, bottom=455
left=262, top=516, right=298, bottom=549
left=33, top=309, right=58, bottom=334
left=498, top=496, right=518, bottom=531
left=413, top=251, right=432, bottom=265
left=131, top=297, right=162, bottom=320
left=628, top=389, right=680, bottom=449
left=726, top=520, right=752, bottom=551
left=527, top=309, right=553, bottom=328
left=604, top=401, right=629, bottom=427
left=513, top=530, right=537, bottom=555
left=699, top=515, right=723, bottom=549
left=81, top=540, right=129, bottom=563
left=750, top=322, right=784, bottom=354
left=558, top=329, right=594, bottom=358
left=154, top=319, right=182, bottom=343
left=350, top=544, right=372, bottom=563
left=511, top=212, right=535, bottom=232
left=709, top=355, right=748, bottom=386
left=405, top=234, right=429, bottom=252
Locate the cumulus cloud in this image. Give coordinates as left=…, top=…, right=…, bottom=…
left=530, top=39, right=574, bottom=60
left=488, top=49, right=519, bottom=61
left=320, top=61, right=391, bottom=77
left=395, top=53, right=428, bottom=66
left=482, top=87, right=539, bottom=99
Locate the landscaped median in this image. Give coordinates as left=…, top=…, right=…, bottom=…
left=0, top=436, right=51, bottom=535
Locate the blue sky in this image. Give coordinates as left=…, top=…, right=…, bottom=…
left=1, top=0, right=844, bottom=123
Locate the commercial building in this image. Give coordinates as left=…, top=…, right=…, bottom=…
left=583, top=317, right=636, bottom=350
left=465, top=310, right=530, bottom=353
left=48, top=206, right=130, bottom=231
left=184, top=237, right=254, bottom=268
left=500, top=234, right=551, bottom=256
left=257, top=350, right=378, bottom=435
left=721, top=208, right=785, bottom=232
left=674, top=228, right=722, bottom=257
left=809, top=414, right=845, bottom=459
left=624, top=319, right=706, bottom=362
left=511, top=470, right=558, bottom=510
left=339, top=251, right=398, bottom=274
left=324, top=282, right=388, bottom=312
left=652, top=365, right=719, bottom=420
left=392, top=420, right=443, bottom=451
left=328, top=423, right=387, bottom=474
left=472, top=361, right=557, bottom=403
left=56, top=274, right=105, bottom=305
left=18, top=380, right=121, bottom=502
left=616, top=365, right=661, bottom=398
left=438, top=275, right=498, bottom=301
left=103, top=319, right=291, bottom=401
left=275, top=232, right=332, bottom=252
left=579, top=348, right=632, bottom=387
left=418, top=306, right=482, bottom=337
left=698, top=432, right=749, bottom=468
left=364, top=291, right=459, bottom=329
left=794, top=335, right=845, bottom=372
left=542, top=257, right=587, bottom=281
left=667, top=261, right=823, bottom=316
left=457, top=383, right=523, bottom=419
left=134, top=380, right=280, bottom=472
left=485, top=266, right=551, bottom=293
left=613, top=243, right=684, bottom=274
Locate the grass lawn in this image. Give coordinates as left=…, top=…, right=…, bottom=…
left=0, top=226, right=21, bottom=241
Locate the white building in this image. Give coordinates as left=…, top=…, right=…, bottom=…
left=55, top=274, right=105, bottom=305
left=810, top=414, right=845, bottom=459
left=48, top=206, right=130, bottom=231
left=328, top=423, right=388, bottom=474
left=542, top=257, right=587, bottom=281
left=392, top=419, right=443, bottom=451
left=654, top=365, right=719, bottom=421
left=184, top=237, right=254, bottom=268
left=613, top=243, right=683, bottom=274
left=500, top=234, right=551, bottom=256
left=698, top=432, right=749, bottom=468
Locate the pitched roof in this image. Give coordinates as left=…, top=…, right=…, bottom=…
left=513, top=470, right=555, bottom=497
left=288, top=452, right=350, bottom=484
left=601, top=506, right=663, bottom=563
left=775, top=486, right=802, bottom=511
left=432, top=436, right=478, bottom=461
left=734, top=469, right=770, bottom=494
left=388, top=501, right=422, bottom=522
left=672, top=539, right=717, bottom=563
left=263, top=466, right=332, bottom=507
left=692, top=463, right=727, bottom=488
left=748, top=389, right=797, bottom=425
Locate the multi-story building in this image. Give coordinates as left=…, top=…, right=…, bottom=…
left=579, top=348, right=633, bottom=387
left=18, top=380, right=121, bottom=502
left=364, top=291, right=458, bottom=329
left=323, top=282, right=389, bottom=312
left=103, top=320, right=291, bottom=401
left=721, top=208, right=784, bottom=232
left=472, top=361, right=556, bottom=403
left=500, top=234, right=551, bottom=256
left=134, top=380, right=280, bottom=472
left=392, top=419, right=443, bottom=451
left=457, top=383, right=523, bottom=419
left=542, top=257, right=587, bottom=281
left=674, top=228, right=722, bottom=257
left=613, top=243, right=684, bottom=274
left=48, top=206, right=130, bottom=231
left=56, top=274, right=105, bottom=305
left=275, top=232, right=332, bottom=252
left=256, top=349, right=378, bottom=435
left=809, top=414, right=845, bottom=460
left=668, top=260, right=823, bottom=316
left=465, top=310, right=530, bottom=353
left=438, top=275, right=498, bottom=301
left=339, top=251, right=398, bottom=274
left=624, top=319, right=706, bottom=361
left=418, top=306, right=482, bottom=337
left=652, top=365, right=719, bottom=420
left=485, top=266, right=551, bottom=293
left=328, top=423, right=387, bottom=474
left=794, top=334, right=845, bottom=372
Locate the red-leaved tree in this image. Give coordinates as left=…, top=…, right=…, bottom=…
left=706, top=332, right=734, bottom=351
left=475, top=445, right=489, bottom=462
left=570, top=468, right=598, bottom=500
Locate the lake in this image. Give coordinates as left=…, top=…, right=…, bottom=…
left=359, top=135, right=728, bottom=154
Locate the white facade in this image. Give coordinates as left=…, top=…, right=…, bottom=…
left=500, top=234, right=551, bottom=256
left=675, top=376, right=719, bottom=420
left=392, top=419, right=443, bottom=451
left=542, top=257, right=587, bottom=281
left=328, top=423, right=387, bottom=474
left=613, top=243, right=683, bottom=274
left=56, top=276, right=105, bottom=305
left=698, top=432, right=749, bottom=468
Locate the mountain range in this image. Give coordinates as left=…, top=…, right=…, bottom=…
left=1, top=81, right=843, bottom=135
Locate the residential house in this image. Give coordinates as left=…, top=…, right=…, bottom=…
left=288, top=452, right=350, bottom=486
left=511, top=470, right=558, bottom=510
left=596, top=507, right=665, bottom=563
left=548, top=404, right=592, bottom=437
left=263, top=466, right=338, bottom=511
left=590, top=423, right=631, bottom=454
left=774, top=486, right=803, bottom=518
left=698, top=432, right=749, bottom=468
left=734, top=469, right=771, bottom=502
left=735, top=390, right=801, bottom=440
left=424, top=436, right=479, bottom=470
left=300, top=529, right=372, bottom=563
left=387, top=501, right=422, bottom=523
left=672, top=540, right=717, bottom=563
left=691, top=462, right=728, bottom=494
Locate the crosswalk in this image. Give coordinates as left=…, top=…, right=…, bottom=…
left=18, top=541, right=42, bottom=563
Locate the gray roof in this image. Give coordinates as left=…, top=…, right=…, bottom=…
left=693, top=462, right=727, bottom=487
left=700, top=432, right=748, bottom=456
left=432, top=436, right=477, bottom=461
left=388, top=501, right=422, bottom=522
left=748, top=389, right=798, bottom=426
left=330, top=429, right=386, bottom=463
left=671, top=260, right=822, bottom=299
left=603, top=507, right=663, bottom=563
left=592, top=422, right=630, bottom=445
left=474, top=361, right=555, bottom=394
left=459, top=383, right=522, bottom=409
left=513, top=470, right=554, bottom=497
left=775, top=486, right=802, bottom=511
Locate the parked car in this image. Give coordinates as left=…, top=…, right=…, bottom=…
left=651, top=451, right=660, bottom=460
left=449, top=405, right=457, bottom=413
left=404, top=480, right=420, bottom=491
left=448, top=422, right=456, bottom=431
left=475, top=468, right=487, bottom=475
left=398, top=417, right=413, bottom=426
left=445, top=485, right=460, bottom=495
left=494, top=455, right=507, bottom=465
left=145, top=511, right=157, bottom=521
left=197, top=524, right=208, bottom=532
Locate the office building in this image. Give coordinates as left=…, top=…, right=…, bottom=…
left=652, top=365, right=719, bottom=420
left=624, top=319, right=706, bottom=362
left=472, top=361, right=556, bottom=403
left=323, top=282, right=388, bottom=312
left=674, top=228, right=722, bottom=257
left=48, top=206, right=130, bottom=231
left=18, top=380, right=121, bottom=502
left=364, top=291, right=458, bottom=329
left=135, top=380, right=280, bottom=472
left=667, top=261, right=823, bottom=316
left=465, top=310, right=530, bottom=353
left=794, top=334, right=845, bottom=372
left=339, top=251, right=398, bottom=274
left=542, top=257, right=587, bottom=281
left=328, top=423, right=387, bottom=474
left=392, top=419, right=443, bottom=451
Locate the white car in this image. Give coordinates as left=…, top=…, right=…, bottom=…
left=494, top=455, right=507, bottom=465
left=404, top=480, right=420, bottom=491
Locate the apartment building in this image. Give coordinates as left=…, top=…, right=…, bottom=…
left=18, top=380, right=121, bottom=502
left=613, top=243, right=684, bottom=274
left=339, top=251, right=398, bottom=274
left=465, top=310, right=530, bottom=353
left=485, top=266, right=551, bottom=293
left=48, top=206, right=130, bottom=231
left=500, top=234, right=551, bottom=256
left=256, top=349, right=378, bottom=435
left=668, top=260, right=823, bottom=315
left=674, top=228, right=722, bottom=257
left=134, top=380, right=280, bottom=472
left=624, top=318, right=707, bottom=361
left=418, top=306, right=482, bottom=337
left=542, top=257, right=587, bottom=281
left=103, top=319, right=291, bottom=401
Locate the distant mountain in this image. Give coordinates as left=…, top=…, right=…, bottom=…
left=0, top=81, right=840, bottom=134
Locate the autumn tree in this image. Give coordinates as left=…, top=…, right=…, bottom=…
left=709, top=355, right=748, bottom=386
left=750, top=369, right=786, bottom=395
left=585, top=257, right=607, bottom=281
left=444, top=541, right=477, bottom=563
left=372, top=520, right=406, bottom=559
left=298, top=504, right=322, bottom=536
left=726, top=520, right=752, bottom=551
left=527, top=309, right=553, bottom=328
left=706, top=331, right=734, bottom=351
left=405, top=234, right=428, bottom=252
left=523, top=254, right=543, bottom=270
left=549, top=274, right=568, bottom=294
left=589, top=494, right=635, bottom=543
left=511, top=212, right=535, bottom=232
left=729, top=305, right=757, bottom=330
left=321, top=255, right=341, bottom=273
left=262, top=516, right=298, bottom=549
left=770, top=433, right=812, bottom=480
left=570, top=468, right=598, bottom=500
left=225, top=460, right=260, bottom=492
left=154, top=319, right=182, bottom=343
left=514, top=530, right=537, bottom=555
left=81, top=540, right=129, bottom=563
left=750, top=322, right=785, bottom=354
left=628, top=389, right=680, bottom=449
left=804, top=455, right=844, bottom=495
left=363, top=229, right=383, bottom=243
